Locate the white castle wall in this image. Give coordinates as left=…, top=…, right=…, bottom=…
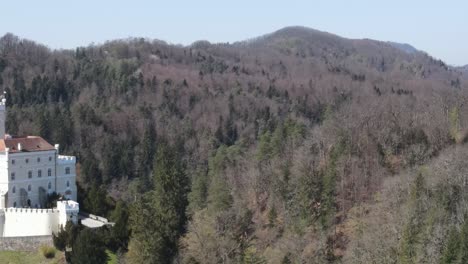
left=0, top=200, right=79, bottom=237
left=1, top=208, right=60, bottom=237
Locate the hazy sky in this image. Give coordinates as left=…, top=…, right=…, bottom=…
left=1, top=0, right=467, bottom=65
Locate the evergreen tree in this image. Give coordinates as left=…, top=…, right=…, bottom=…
left=83, top=183, right=108, bottom=216
left=137, top=120, right=156, bottom=191
left=52, top=221, right=80, bottom=252
left=36, top=108, right=51, bottom=140
left=127, top=140, right=188, bottom=264
left=187, top=169, right=209, bottom=212
left=459, top=216, right=468, bottom=263
left=440, top=226, right=460, bottom=264
left=109, top=200, right=130, bottom=251
left=71, top=229, right=108, bottom=264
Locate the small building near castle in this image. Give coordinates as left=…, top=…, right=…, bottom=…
left=0, top=96, right=79, bottom=237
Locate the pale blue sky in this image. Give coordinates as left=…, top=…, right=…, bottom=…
left=1, top=0, right=467, bottom=65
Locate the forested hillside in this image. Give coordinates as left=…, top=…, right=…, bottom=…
left=1, top=26, right=468, bottom=263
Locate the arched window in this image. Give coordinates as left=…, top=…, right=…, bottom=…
left=66, top=181, right=70, bottom=188
left=12, top=186, right=16, bottom=193
left=48, top=168, right=52, bottom=177
left=13, top=202, right=17, bottom=207
left=11, top=159, right=15, bottom=165
left=48, top=182, right=52, bottom=190
left=38, top=169, right=42, bottom=178
left=37, top=157, right=41, bottom=163
left=10, top=172, right=15, bottom=180
left=49, top=156, right=52, bottom=162
left=28, top=171, right=32, bottom=178
left=65, top=167, right=70, bottom=175
left=25, top=158, right=29, bottom=164
left=28, top=185, right=31, bottom=192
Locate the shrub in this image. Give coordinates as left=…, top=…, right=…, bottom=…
left=39, top=245, right=56, bottom=259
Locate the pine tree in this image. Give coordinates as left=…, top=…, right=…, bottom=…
left=440, top=226, right=460, bottom=264
left=137, top=120, right=156, bottom=191
left=187, top=169, right=209, bottom=212
left=71, top=229, right=108, bottom=264
left=127, top=140, right=188, bottom=264
left=109, top=200, right=130, bottom=251
left=459, top=216, right=468, bottom=263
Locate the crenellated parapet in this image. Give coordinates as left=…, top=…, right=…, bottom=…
left=4, top=208, right=59, bottom=214
left=57, top=155, right=76, bottom=164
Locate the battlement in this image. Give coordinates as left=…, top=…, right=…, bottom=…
left=57, top=155, right=76, bottom=163
left=57, top=200, right=79, bottom=211
left=3, top=208, right=59, bottom=214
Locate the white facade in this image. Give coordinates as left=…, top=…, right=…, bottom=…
left=0, top=96, right=80, bottom=237
left=0, top=148, right=77, bottom=208
left=0, top=201, right=79, bottom=237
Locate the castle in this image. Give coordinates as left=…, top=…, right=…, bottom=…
left=0, top=96, right=79, bottom=237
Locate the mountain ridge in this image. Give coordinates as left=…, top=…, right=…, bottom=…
left=1, top=26, right=467, bottom=263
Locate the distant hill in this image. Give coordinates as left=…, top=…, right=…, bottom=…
left=1, top=27, right=467, bottom=263
left=387, top=41, right=419, bottom=54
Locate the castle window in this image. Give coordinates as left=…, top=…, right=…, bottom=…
left=28, top=185, right=31, bottom=192
left=48, top=182, right=52, bottom=190
left=10, top=172, right=15, bottom=180
left=37, top=157, right=41, bottom=163
left=13, top=202, right=17, bottom=207
left=66, top=181, right=70, bottom=188
left=48, top=168, right=52, bottom=177
left=38, top=169, right=42, bottom=178
left=25, top=158, right=29, bottom=164
left=28, top=171, right=32, bottom=178
left=49, top=156, right=52, bottom=162
left=12, top=186, right=15, bottom=193
left=65, top=167, right=70, bottom=175
left=11, top=159, right=15, bottom=165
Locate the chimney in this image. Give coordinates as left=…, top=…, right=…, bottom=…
left=17, top=143, right=22, bottom=151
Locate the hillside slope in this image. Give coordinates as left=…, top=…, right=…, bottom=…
left=1, top=27, right=467, bottom=263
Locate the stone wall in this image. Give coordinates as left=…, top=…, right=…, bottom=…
left=0, top=235, right=53, bottom=251
left=2, top=208, right=60, bottom=237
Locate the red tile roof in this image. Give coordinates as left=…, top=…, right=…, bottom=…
left=0, top=136, right=56, bottom=153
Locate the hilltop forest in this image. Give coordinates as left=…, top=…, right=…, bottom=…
left=1, top=27, right=468, bottom=263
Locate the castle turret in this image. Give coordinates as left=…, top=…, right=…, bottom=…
left=0, top=94, right=6, bottom=139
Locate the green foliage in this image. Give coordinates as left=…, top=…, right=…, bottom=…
left=83, top=182, right=109, bottom=216
left=459, top=215, right=468, bottom=264
left=440, top=226, right=460, bottom=264
left=80, top=151, right=102, bottom=184
left=39, top=245, right=56, bottom=259
left=319, top=141, right=344, bottom=229
left=243, top=246, right=266, bottom=264
left=71, top=229, right=108, bottom=264
left=281, top=253, right=293, bottom=264
left=52, top=227, right=67, bottom=252
left=204, top=144, right=243, bottom=212
left=187, top=169, right=209, bottom=213
left=290, top=167, right=322, bottom=231
left=267, top=207, right=278, bottom=227
left=256, top=119, right=305, bottom=162
left=108, top=200, right=130, bottom=251
left=46, top=192, right=60, bottom=208
left=128, top=140, right=188, bottom=264
left=256, top=131, right=273, bottom=161
left=207, top=170, right=233, bottom=212
left=137, top=120, right=156, bottom=188
left=52, top=221, right=80, bottom=252
left=399, top=172, right=428, bottom=264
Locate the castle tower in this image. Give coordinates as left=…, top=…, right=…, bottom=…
left=0, top=93, right=5, bottom=139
